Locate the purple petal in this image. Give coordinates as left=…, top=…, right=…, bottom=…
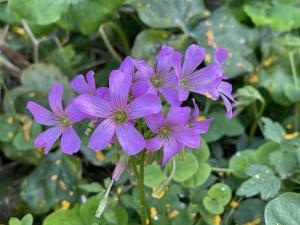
left=65, top=102, right=87, bottom=122
left=191, top=98, right=199, bottom=120
left=49, top=83, right=65, bottom=116
left=130, top=80, right=150, bottom=98
left=181, top=44, right=205, bottom=76
left=173, top=127, right=200, bottom=148
left=166, top=106, right=190, bottom=126
left=145, top=112, right=165, bottom=133
left=172, top=51, right=182, bottom=76
left=189, top=118, right=212, bottom=134
left=109, top=70, right=131, bottom=108
left=119, top=56, right=134, bottom=76
left=159, top=87, right=181, bottom=106
left=27, top=101, right=58, bottom=126
left=214, top=48, right=228, bottom=64
left=61, top=127, right=81, bottom=154
left=177, top=86, right=189, bottom=102
left=156, top=45, right=174, bottom=76
left=95, top=87, right=110, bottom=101
left=220, top=94, right=233, bottom=119
left=134, top=60, right=154, bottom=79
left=86, top=71, right=96, bottom=92
left=89, top=118, right=116, bottom=151
left=34, top=126, right=63, bottom=153
left=162, top=137, right=182, bottom=165
left=218, top=81, right=235, bottom=102
left=116, top=122, right=145, bottom=155
left=75, top=94, right=114, bottom=118
left=145, top=135, right=162, bottom=152
left=127, top=94, right=162, bottom=119
left=71, top=75, right=89, bottom=94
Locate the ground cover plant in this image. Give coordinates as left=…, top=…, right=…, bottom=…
left=0, top=0, right=300, bottom=225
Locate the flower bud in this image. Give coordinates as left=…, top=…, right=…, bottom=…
left=95, top=179, right=114, bottom=218
left=112, top=154, right=129, bottom=182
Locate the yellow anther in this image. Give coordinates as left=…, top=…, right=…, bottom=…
left=244, top=218, right=261, bottom=225
left=248, top=74, right=259, bottom=85
left=204, top=92, right=212, bottom=99
left=168, top=210, right=179, bottom=218
left=150, top=207, right=157, bottom=218
left=6, top=116, right=14, bottom=124
left=117, top=187, right=122, bottom=195
left=95, top=151, right=105, bottom=161
left=229, top=200, right=239, bottom=208
left=284, top=132, right=299, bottom=140
left=51, top=174, right=58, bottom=181
left=197, top=115, right=207, bottom=121
left=263, top=58, right=273, bottom=67
left=61, top=200, right=71, bottom=209
left=213, top=215, right=221, bottom=225
left=205, top=53, right=211, bottom=63
left=59, top=180, right=67, bottom=190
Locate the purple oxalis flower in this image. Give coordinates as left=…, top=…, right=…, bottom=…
left=26, top=83, right=82, bottom=154
left=145, top=107, right=200, bottom=165
left=133, top=45, right=181, bottom=106
left=75, top=69, right=162, bottom=155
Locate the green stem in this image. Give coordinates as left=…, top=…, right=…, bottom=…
left=107, top=21, right=130, bottom=55
left=289, top=51, right=298, bottom=89
left=137, top=151, right=148, bottom=225
left=99, top=24, right=122, bottom=63
left=249, top=99, right=266, bottom=143
left=211, top=167, right=233, bottom=173
left=22, top=20, right=39, bottom=62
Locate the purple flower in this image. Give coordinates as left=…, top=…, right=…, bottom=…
left=188, top=99, right=212, bottom=134
left=75, top=70, right=162, bottom=155
left=26, top=83, right=82, bottom=154
left=71, top=70, right=110, bottom=100
left=145, top=107, right=200, bottom=165
left=133, top=45, right=180, bottom=106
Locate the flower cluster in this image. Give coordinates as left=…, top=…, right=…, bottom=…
left=27, top=44, right=235, bottom=164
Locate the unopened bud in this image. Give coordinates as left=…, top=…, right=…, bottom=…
left=112, top=154, right=129, bottom=182
left=95, top=179, right=114, bottom=218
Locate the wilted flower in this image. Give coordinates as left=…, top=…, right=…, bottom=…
left=112, top=154, right=130, bottom=182
left=26, top=83, right=83, bottom=154
left=75, top=70, right=162, bottom=155
left=133, top=45, right=181, bottom=106
left=145, top=107, right=199, bottom=165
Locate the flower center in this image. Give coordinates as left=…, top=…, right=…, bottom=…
left=60, top=116, right=70, bottom=127
left=151, top=75, right=163, bottom=88
left=114, top=110, right=127, bottom=124
left=158, top=125, right=171, bottom=138
left=180, top=79, right=188, bottom=89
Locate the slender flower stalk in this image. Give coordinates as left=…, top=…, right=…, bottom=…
left=95, top=179, right=114, bottom=218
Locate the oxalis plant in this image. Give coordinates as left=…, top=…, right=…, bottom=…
left=26, top=44, right=235, bottom=224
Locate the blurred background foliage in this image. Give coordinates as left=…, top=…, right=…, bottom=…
left=0, top=0, right=300, bottom=224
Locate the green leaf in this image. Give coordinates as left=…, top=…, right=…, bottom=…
left=233, top=199, right=265, bottom=225
left=229, top=150, right=256, bottom=178
left=204, top=109, right=244, bottom=142
left=67, top=0, right=124, bottom=34
left=21, top=214, right=33, bottom=225
left=181, top=163, right=211, bottom=188
left=235, top=85, right=264, bottom=108
left=133, top=0, right=206, bottom=29
left=0, top=113, right=19, bottom=142
left=103, top=205, right=128, bottom=225
left=9, top=218, right=22, bottom=225
left=190, top=7, right=259, bottom=77
left=43, top=210, right=83, bottom=225
left=192, top=137, right=210, bottom=163
left=208, top=183, right=232, bottom=205
left=168, top=151, right=199, bottom=183
left=261, top=117, right=285, bottom=143
left=265, top=192, right=300, bottom=225
left=244, top=2, right=300, bottom=32
left=132, top=29, right=188, bottom=63
left=78, top=182, right=103, bottom=193
left=21, top=151, right=81, bottom=214
left=9, top=0, right=71, bottom=25
left=270, top=151, right=298, bottom=178
left=237, top=164, right=281, bottom=200
left=203, top=197, right=224, bottom=215
left=13, top=122, right=42, bottom=151
left=144, top=162, right=167, bottom=188
left=284, top=83, right=300, bottom=103
left=257, top=64, right=292, bottom=106
left=255, top=141, right=281, bottom=167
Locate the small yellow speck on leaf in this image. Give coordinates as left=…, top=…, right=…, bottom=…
left=284, top=132, right=299, bottom=140
left=213, top=215, right=221, bottom=225
left=61, top=200, right=71, bottom=209
left=51, top=174, right=58, bottom=181
left=117, top=187, right=122, bottom=194
left=229, top=200, right=239, bottom=208
left=95, top=151, right=105, bottom=161
left=28, top=92, right=36, bottom=98
left=248, top=74, right=259, bottom=85
left=168, top=210, right=179, bottom=218
left=150, top=207, right=157, bottom=218
left=244, top=218, right=261, bottom=225
left=263, top=58, right=273, bottom=67
left=6, top=116, right=14, bottom=124
left=6, top=132, right=14, bottom=139
left=69, top=191, right=74, bottom=196
left=59, top=180, right=67, bottom=190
